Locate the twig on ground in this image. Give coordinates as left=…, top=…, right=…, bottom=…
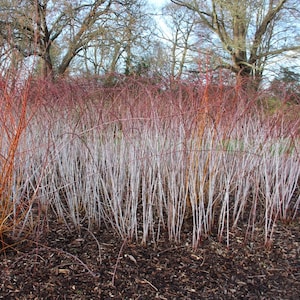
left=112, top=238, right=127, bottom=287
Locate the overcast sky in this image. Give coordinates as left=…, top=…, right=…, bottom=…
left=148, top=0, right=168, bottom=9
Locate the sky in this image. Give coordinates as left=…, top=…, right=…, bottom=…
left=148, top=0, right=169, bottom=9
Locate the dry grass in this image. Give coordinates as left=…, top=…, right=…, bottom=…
left=0, top=76, right=33, bottom=249
left=1, top=75, right=299, bottom=250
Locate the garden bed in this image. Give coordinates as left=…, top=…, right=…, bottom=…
left=1, top=214, right=299, bottom=299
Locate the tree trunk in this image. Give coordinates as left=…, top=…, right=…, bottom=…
left=57, top=51, right=75, bottom=76
left=42, top=49, right=54, bottom=79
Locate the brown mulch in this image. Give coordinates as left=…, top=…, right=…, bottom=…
left=0, top=217, right=299, bottom=300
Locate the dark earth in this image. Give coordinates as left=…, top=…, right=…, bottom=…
left=1, top=214, right=299, bottom=300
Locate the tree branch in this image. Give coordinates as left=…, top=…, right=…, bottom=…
left=250, top=0, right=287, bottom=62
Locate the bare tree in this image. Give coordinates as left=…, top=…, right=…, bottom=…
left=0, top=0, right=112, bottom=78
left=70, top=0, right=156, bottom=85
left=171, top=0, right=300, bottom=87
left=161, top=2, right=198, bottom=79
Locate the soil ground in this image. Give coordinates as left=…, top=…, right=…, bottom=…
left=0, top=215, right=299, bottom=300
